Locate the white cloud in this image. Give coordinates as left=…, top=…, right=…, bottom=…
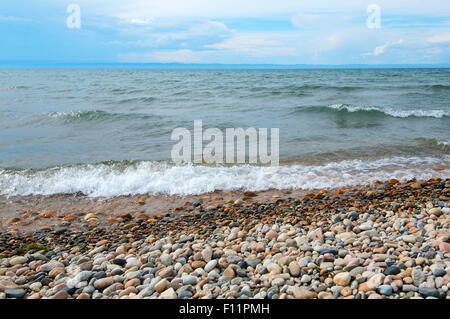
left=0, top=14, right=33, bottom=23
left=34, top=0, right=447, bottom=64
left=205, top=33, right=296, bottom=57
left=75, top=0, right=450, bottom=19
left=110, top=20, right=232, bottom=48
left=364, top=39, right=404, bottom=57
left=428, top=33, right=450, bottom=43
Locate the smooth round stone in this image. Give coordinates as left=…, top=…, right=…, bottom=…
left=9, top=256, right=28, bottom=266
left=378, top=285, right=393, bottom=296
left=113, top=258, right=127, bottom=266
left=181, top=275, right=198, bottom=285
left=238, top=261, right=247, bottom=269
left=201, top=247, right=213, bottom=262
left=111, top=268, right=123, bottom=276
left=15, top=277, right=27, bottom=285
left=49, top=290, right=69, bottom=299
left=347, top=211, right=359, bottom=221
left=333, top=272, right=351, bottom=286
left=433, top=268, right=446, bottom=277
left=402, top=235, right=416, bottom=243
left=204, top=260, right=218, bottom=272
left=126, top=257, right=142, bottom=268
left=178, top=290, right=193, bottom=299
left=300, top=275, right=311, bottom=283
left=267, top=263, right=281, bottom=274
left=288, top=261, right=301, bottom=277
left=154, top=279, right=168, bottom=293
left=235, top=268, right=247, bottom=277
left=384, top=266, right=400, bottom=276
left=160, top=254, right=172, bottom=266
left=331, top=286, right=342, bottom=298
left=5, top=289, right=26, bottom=299
left=418, top=287, right=440, bottom=298
left=93, top=277, right=114, bottom=290
left=30, top=282, right=42, bottom=291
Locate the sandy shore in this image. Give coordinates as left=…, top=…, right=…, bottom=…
left=0, top=177, right=449, bottom=299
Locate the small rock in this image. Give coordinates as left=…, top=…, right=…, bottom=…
left=333, top=272, right=351, bottom=286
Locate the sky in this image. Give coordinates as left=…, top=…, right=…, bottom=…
left=0, top=0, right=449, bottom=65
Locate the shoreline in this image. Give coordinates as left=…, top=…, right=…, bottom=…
left=0, top=188, right=312, bottom=234
left=0, top=177, right=449, bottom=299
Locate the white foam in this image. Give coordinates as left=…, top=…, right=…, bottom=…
left=328, top=104, right=449, bottom=118
left=0, top=156, right=448, bottom=197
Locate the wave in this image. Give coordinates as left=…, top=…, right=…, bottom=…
left=117, top=97, right=157, bottom=104
left=296, top=104, right=450, bottom=118
left=0, top=156, right=448, bottom=197
left=425, top=84, right=450, bottom=91
left=249, top=84, right=365, bottom=96
left=44, top=110, right=157, bottom=123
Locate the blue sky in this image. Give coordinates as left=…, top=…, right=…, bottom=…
left=0, top=0, right=449, bottom=64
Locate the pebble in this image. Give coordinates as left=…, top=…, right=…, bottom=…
left=93, top=277, right=114, bottom=290
left=333, top=272, right=351, bottom=286
left=160, top=288, right=177, bottom=299
left=5, top=289, right=26, bottom=299
left=0, top=178, right=447, bottom=300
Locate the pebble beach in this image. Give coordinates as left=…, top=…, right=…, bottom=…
left=0, top=178, right=449, bottom=299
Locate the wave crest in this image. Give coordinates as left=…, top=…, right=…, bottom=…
left=296, top=104, right=449, bottom=118
left=45, top=110, right=157, bottom=122
left=0, top=157, right=448, bottom=197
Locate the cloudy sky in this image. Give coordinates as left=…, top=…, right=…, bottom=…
left=1, top=0, right=449, bottom=64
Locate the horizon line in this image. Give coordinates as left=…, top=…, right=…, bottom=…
left=1, top=61, right=449, bottom=69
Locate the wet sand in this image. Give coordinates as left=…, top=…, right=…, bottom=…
left=0, top=188, right=313, bottom=233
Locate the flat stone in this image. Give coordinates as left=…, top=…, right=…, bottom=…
left=0, top=279, right=19, bottom=292
left=418, top=287, right=440, bottom=298
left=293, top=287, right=317, bottom=299
left=181, top=275, right=198, bottom=285
left=384, top=266, right=401, bottom=276
left=9, top=256, right=28, bottom=266
left=93, top=277, right=114, bottom=290
left=402, top=235, right=416, bottom=244
left=49, top=290, right=69, bottom=299
left=5, top=289, right=26, bottom=299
